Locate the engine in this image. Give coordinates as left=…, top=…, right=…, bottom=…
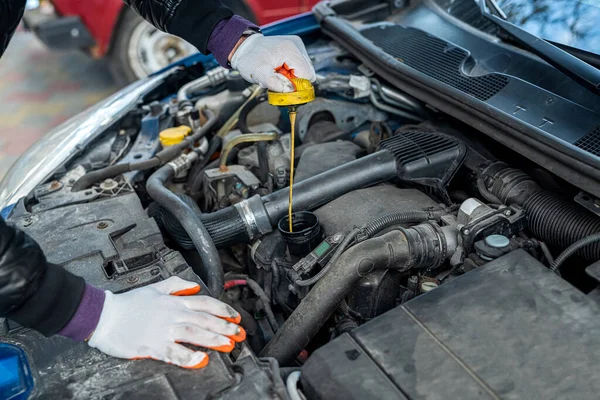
left=7, top=42, right=600, bottom=398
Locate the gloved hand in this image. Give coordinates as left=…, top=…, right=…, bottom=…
left=88, top=277, right=245, bottom=369
left=231, top=34, right=316, bottom=93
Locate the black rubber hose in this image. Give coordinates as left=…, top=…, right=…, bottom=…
left=362, top=210, right=445, bottom=238
left=550, top=232, right=600, bottom=274
left=294, top=210, right=446, bottom=287
left=146, top=164, right=224, bottom=297
left=187, top=135, right=222, bottom=197
left=151, top=196, right=248, bottom=249
left=73, top=109, right=217, bottom=191
left=524, top=191, right=600, bottom=262
left=257, top=141, right=270, bottom=184
left=245, top=278, right=279, bottom=332
left=260, top=230, right=412, bottom=365
left=271, top=260, right=293, bottom=314
left=237, top=94, right=267, bottom=134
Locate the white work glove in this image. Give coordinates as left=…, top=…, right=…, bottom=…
left=231, top=34, right=316, bottom=93
left=88, top=277, right=245, bottom=369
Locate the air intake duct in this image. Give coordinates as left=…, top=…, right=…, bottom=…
left=481, top=162, right=600, bottom=262
left=379, top=125, right=467, bottom=192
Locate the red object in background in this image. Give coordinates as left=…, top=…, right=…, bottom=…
left=51, top=0, right=319, bottom=57
left=51, top=0, right=122, bottom=56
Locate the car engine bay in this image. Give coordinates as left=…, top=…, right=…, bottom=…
left=4, top=28, right=600, bottom=399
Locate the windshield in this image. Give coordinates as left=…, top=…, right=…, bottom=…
left=496, top=0, right=600, bottom=56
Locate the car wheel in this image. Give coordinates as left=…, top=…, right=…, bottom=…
left=108, top=9, right=197, bottom=85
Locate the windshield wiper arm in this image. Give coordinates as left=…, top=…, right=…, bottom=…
left=477, top=0, right=600, bottom=95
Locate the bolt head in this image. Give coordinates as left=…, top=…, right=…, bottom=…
left=97, top=222, right=108, bottom=229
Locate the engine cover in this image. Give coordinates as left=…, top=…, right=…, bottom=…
left=314, top=185, right=442, bottom=236
left=301, top=250, right=600, bottom=399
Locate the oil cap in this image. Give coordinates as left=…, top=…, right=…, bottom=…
left=159, top=126, right=191, bottom=147
left=268, top=77, right=315, bottom=106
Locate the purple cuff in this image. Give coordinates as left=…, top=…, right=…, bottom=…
left=58, top=284, right=105, bottom=342
left=207, top=15, right=258, bottom=68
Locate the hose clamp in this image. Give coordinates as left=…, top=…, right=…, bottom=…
left=235, top=195, right=272, bottom=239
left=168, top=152, right=198, bottom=174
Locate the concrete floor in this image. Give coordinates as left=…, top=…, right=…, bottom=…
left=0, top=28, right=118, bottom=179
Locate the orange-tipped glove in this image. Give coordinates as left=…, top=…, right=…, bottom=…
left=231, top=34, right=316, bottom=93
left=88, top=277, right=245, bottom=369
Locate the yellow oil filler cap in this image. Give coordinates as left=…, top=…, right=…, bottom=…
left=159, top=125, right=191, bottom=147
left=267, top=77, right=315, bottom=106
left=267, top=63, right=315, bottom=107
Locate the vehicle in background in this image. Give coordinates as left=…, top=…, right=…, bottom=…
left=23, top=0, right=320, bottom=84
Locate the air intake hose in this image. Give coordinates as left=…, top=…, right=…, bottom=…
left=482, top=162, right=600, bottom=262
left=152, top=150, right=399, bottom=248
left=524, top=191, right=600, bottom=261
left=260, top=223, right=455, bottom=365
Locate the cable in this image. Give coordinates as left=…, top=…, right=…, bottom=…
left=224, top=276, right=279, bottom=332
left=477, top=178, right=503, bottom=204
left=550, top=232, right=600, bottom=274
left=295, top=228, right=361, bottom=287
left=539, top=241, right=555, bottom=266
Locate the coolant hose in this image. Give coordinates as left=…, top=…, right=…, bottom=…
left=73, top=109, right=217, bottom=191
left=146, top=164, right=224, bottom=297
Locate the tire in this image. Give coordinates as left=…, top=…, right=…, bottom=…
left=108, top=9, right=197, bottom=85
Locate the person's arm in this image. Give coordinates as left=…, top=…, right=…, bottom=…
left=1, top=0, right=27, bottom=58
left=125, top=0, right=316, bottom=92
left=0, top=216, right=244, bottom=368
left=0, top=217, right=89, bottom=336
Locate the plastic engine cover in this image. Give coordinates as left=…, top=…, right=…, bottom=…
left=301, top=250, right=600, bottom=399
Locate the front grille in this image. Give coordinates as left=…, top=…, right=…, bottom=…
left=361, top=25, right=510, bottom=101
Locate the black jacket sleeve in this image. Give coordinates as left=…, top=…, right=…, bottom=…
left=124, top=0, right=233, bottom=54
left=0, top=217, right=85, bottom=336
left=0, top=0, right=26, bottom=58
